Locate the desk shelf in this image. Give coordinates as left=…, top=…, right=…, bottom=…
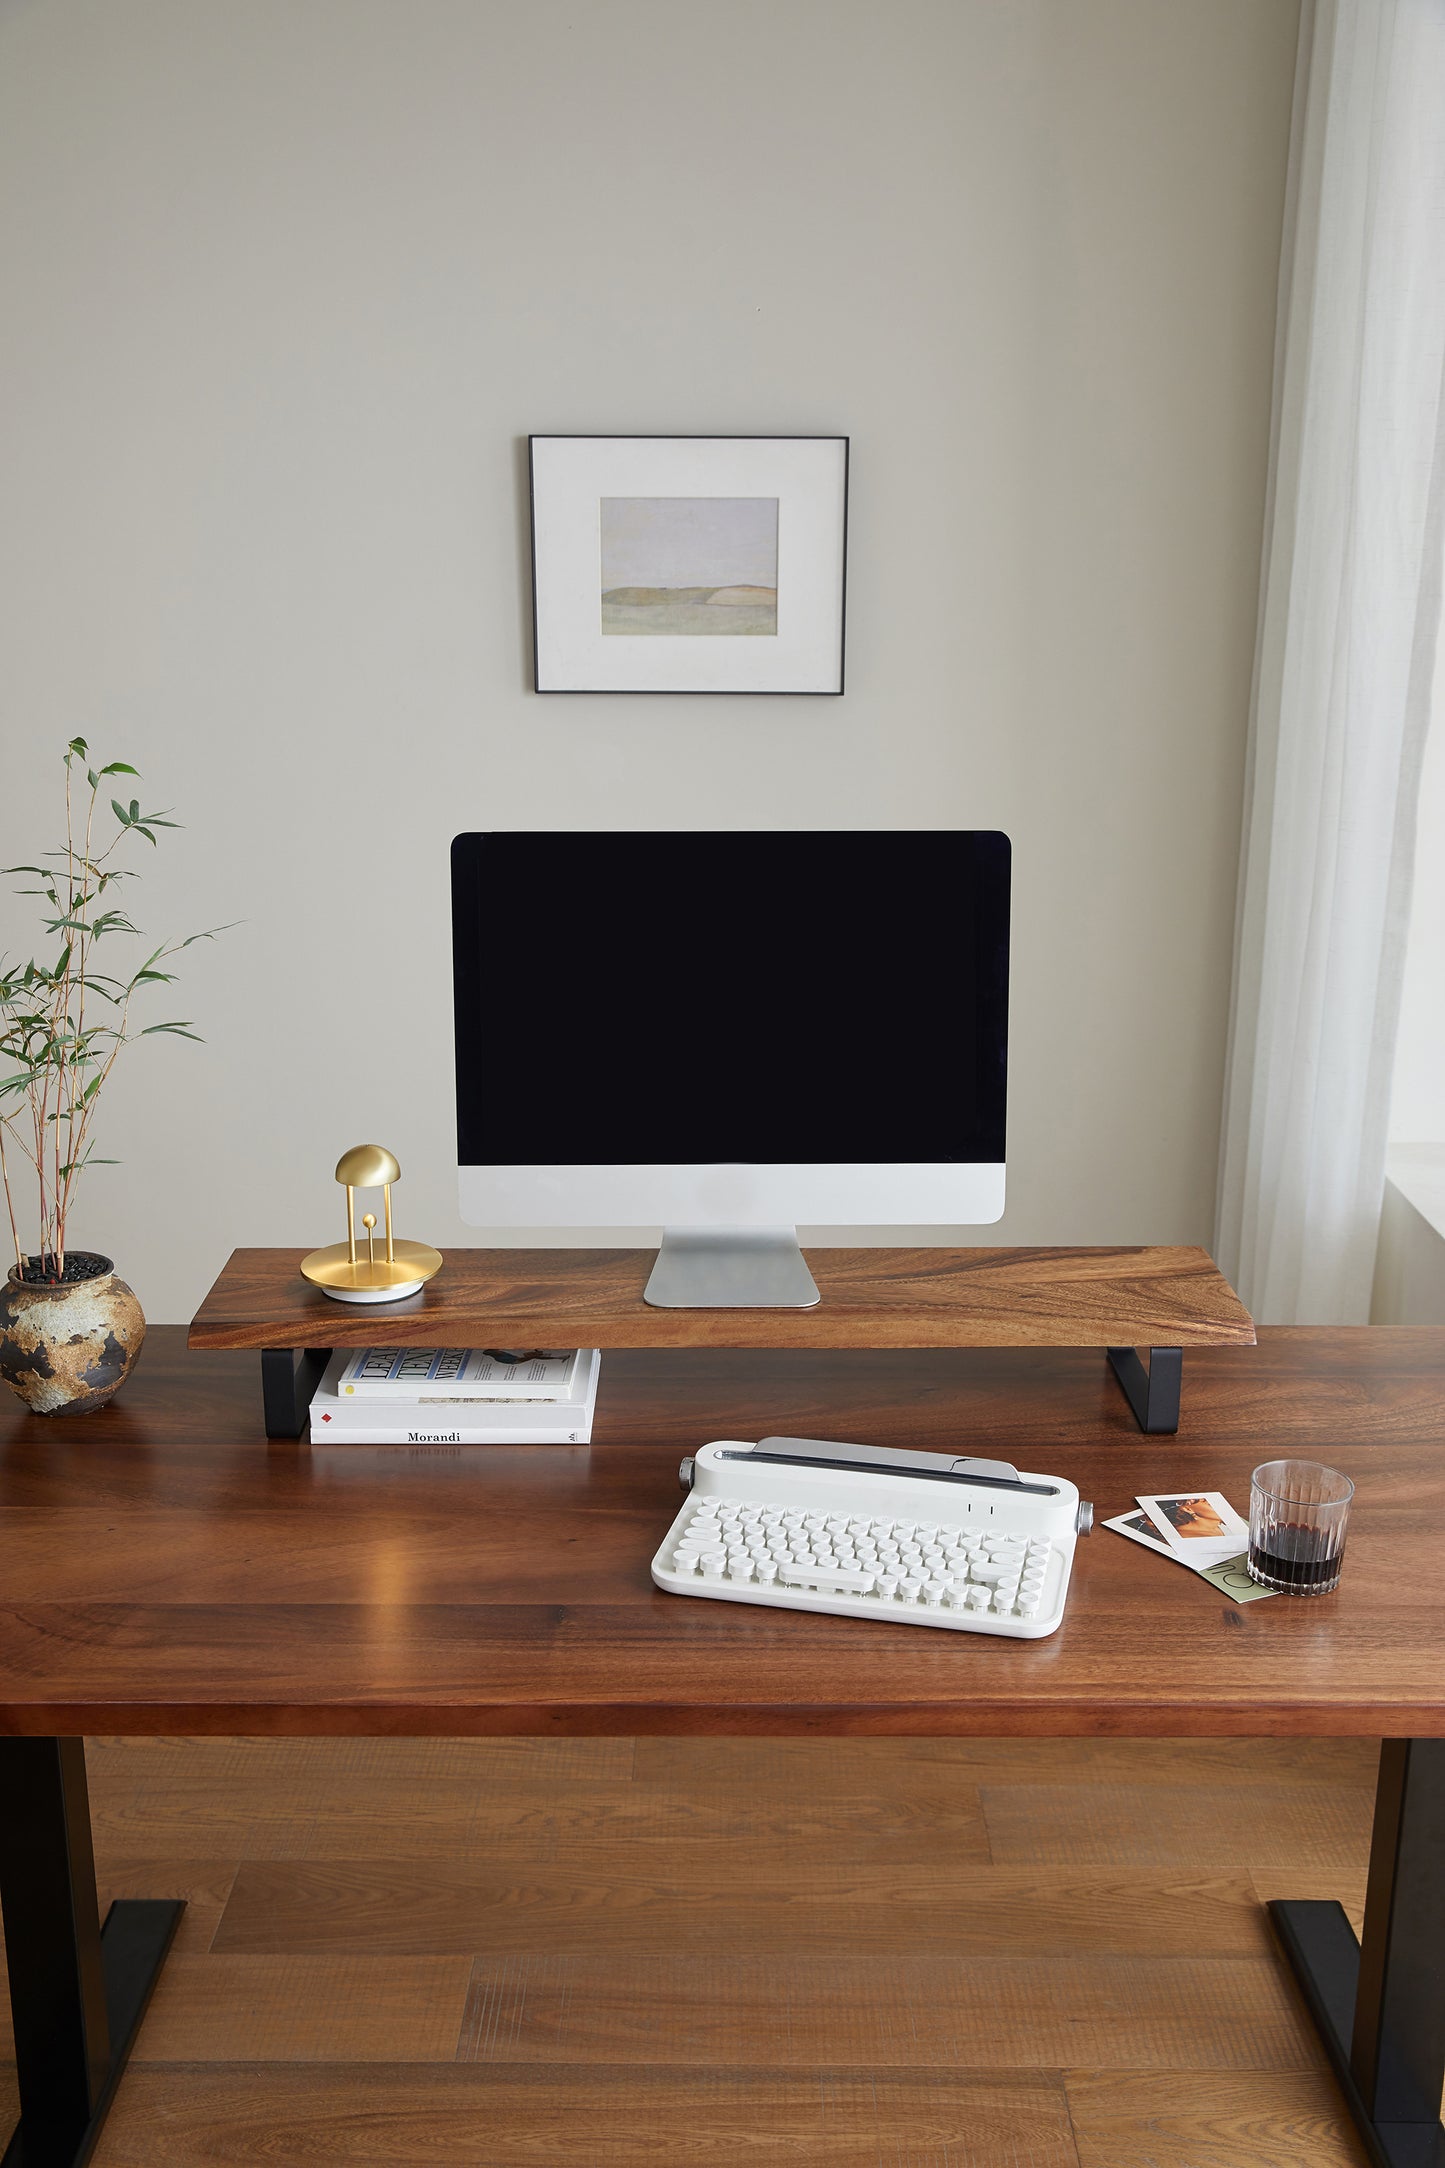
left=188, top=1245, right=1255, bottom=1439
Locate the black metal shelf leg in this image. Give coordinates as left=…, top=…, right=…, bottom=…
left=1269, top=1738, right=1445, bottom=2168
left=1105, top=1346, right=1182, bottom=1433
left=261, top=1347, right=332, bottom=1438
left=0, top=1738, right=183, bottom=2168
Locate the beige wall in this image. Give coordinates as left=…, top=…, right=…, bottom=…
left=0, top=0, right=1299, bottom=1322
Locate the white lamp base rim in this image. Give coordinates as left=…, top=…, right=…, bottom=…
left=316, top=1278, right=427, bottom=1304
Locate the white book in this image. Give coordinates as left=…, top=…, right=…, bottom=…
left=309, top=1348, right=600, bottom=1445
left=335, top=1346, right=584, bottom=1401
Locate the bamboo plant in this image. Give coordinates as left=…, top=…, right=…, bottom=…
left=0, top=739, right=221, bottom=1283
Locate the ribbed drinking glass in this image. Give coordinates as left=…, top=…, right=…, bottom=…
left=1247, top=1459, right=1354, bottom=1595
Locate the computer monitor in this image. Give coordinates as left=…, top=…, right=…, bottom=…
left=451, top=831, right=1009, bottom=1308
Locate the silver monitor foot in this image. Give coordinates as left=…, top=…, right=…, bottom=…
left=643, top=1228, right=821, bottom=1309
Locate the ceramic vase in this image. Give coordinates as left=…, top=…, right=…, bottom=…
left=0, top=1253, right=146, bottom=1414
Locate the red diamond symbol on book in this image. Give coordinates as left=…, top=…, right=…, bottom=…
left=320, top=1412, right=332, bottom=1422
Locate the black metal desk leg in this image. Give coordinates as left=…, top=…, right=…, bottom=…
left=1105, top=1346, right=1182, bottom=1432
left=1269, top=1738, right=1445, bottom=2168
left=0, top=1738, right=182, bottom=2168
left=261, top=1347, right=331, bottom=1438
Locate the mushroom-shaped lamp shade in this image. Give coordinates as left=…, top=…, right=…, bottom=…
left=335, top=1144, right=401, bottom=1189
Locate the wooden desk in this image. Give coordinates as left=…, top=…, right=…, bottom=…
left=0, top=1329, right=1440, bottom=2167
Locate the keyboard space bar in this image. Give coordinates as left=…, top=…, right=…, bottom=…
left=778, top=1565, right=876, bottom=1594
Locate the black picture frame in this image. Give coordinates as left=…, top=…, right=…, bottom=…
left=528, top=434, right=849, bottom=695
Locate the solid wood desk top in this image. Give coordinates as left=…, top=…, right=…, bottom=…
left=0, top=1327, right=1438, bottom=1740
left=188, top=1244, right=1256, bottom=1351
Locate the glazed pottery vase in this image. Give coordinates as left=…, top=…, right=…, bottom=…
left=0, top=1253, right=146, bottom=1414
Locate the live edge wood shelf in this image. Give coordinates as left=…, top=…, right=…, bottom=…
left=188, top=1245, right=1255, bottom=1440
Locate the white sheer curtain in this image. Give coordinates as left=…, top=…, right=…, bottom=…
left=1215, top=0, right=1445, bottom=1325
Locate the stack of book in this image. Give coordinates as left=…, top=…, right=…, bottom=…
left=308, top=1346, right=601, bottom=1445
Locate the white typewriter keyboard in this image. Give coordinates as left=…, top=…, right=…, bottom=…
left=651, top=1436, right=1091, bottom=1640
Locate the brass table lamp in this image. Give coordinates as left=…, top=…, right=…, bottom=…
left=300, top=1145, right=443, bottom=1304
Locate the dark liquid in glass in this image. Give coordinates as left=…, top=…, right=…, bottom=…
left=1249, top=1522, right=1342, bottom=1590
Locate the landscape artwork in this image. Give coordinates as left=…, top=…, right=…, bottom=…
left=600, top=496, right=778, bottom=635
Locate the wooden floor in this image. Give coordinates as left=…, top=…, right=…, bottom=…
left=3, top=1736, right=1382, bottom=2165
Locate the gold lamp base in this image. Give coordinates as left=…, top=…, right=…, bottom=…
left=300, top=1240, right=444, bottom=1305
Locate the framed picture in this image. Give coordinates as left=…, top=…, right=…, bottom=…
left=529, top=435, right=848, bottom=694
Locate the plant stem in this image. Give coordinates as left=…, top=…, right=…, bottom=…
left=0, top=1122, right=23, bottom=1276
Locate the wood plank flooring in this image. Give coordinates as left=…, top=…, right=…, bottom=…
left=7, top=1737, right=1384, bottom=2164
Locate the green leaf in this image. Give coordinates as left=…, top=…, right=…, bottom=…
left=110, top=800, right=131, bottom=826
left=66, top=737, right=88, bottom=759
left=132, top=826, right=157, bottom=845
left=98, top=762, right=139, bottom=778
left=141, top=1021, right=201, bottom=1039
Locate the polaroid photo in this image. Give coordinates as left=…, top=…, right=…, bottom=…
left=1137, top=1492, right=1248, bottom=1554
left=1103, top=1508, right=1177, bottom=1557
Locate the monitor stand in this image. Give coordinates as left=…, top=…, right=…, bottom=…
left=643, top=1228, right=821, bottom=1309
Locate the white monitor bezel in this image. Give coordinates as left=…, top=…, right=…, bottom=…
left=459, top=1161, right=1005, bottom=1230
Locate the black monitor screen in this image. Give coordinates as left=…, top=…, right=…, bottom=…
left=452, top=831, right=1009, bottom=1166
